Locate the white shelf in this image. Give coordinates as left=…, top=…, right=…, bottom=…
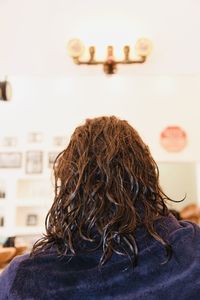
left=15, top=199, right=48, bottom=207
left=0, top=147, right=58, bottom=239
left=14, top=226, right=45, bottom=236
left=0, top=178, right=51, bottom=238
left=0, top=226, right=45, bottom=237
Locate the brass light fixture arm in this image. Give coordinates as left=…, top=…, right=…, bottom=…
left=69, top=40, right=151, bottom=74
left=73, top=57, right=146, bottom=65
left=73, top=44, right=146, bottom=66
left=73, top=46, right=105, bottom=65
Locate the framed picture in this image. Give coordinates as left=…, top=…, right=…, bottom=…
left=0, top=216, right=4, bottom=227
left=25, top=151, right=43, bottom=174
left=53, top=136, right=67, bottom=147
left=0, top=179, right=6, bottom=198
left=28, top=132, right=44, bottom=143
left=26, top=214, right=38, bottom=226
left=48, top=152, right=59, bottom=168
left=2, top=136, right=18, bottom=147
left=0, top=189, right=6, bottom=198
left=0, top=152, right=22, bottom=168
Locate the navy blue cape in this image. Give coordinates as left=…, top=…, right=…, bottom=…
left=1, top=214, right=200, bottom=300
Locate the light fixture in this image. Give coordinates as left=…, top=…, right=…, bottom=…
left=67, top=38, right=152, bottom=75
left=0, top=79, right=12, bottom=101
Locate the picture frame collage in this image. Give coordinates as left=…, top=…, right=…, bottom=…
left=0, top=133, right=66, bottom=174
left=0, top=134, right=66, bottom=229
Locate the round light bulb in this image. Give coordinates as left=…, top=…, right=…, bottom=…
left=67, top=39, right=85, bottom=57
left=135, top=38, right=152, bottom=57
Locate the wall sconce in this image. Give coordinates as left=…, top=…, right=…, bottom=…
left=67, top=38, right=152, bottom=75
left=0, top=79, right=12, bottom=101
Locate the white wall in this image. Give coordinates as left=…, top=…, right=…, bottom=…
left=0, top=75, right=200, bottom=162
left=158, top=162, right=197, bottom=210
left=0, top=0, right=200, bottom=206
left=0, top=0, right=199, bottom=161
left=0, top=0, right=200, bottom=76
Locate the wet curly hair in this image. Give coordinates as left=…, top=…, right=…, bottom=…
left=31, top=116, right=172, bottom=266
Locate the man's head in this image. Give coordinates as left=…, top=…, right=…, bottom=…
left=33, top=116, right=170, bottom=265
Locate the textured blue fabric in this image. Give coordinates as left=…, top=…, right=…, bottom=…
left=1, top=214, right=200, bottom=299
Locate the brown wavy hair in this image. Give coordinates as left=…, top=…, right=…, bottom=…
left=31, top=116, right=172, bottom=266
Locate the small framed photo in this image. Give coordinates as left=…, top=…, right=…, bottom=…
left=0, top=179, right=6, bottom=198
left=2, top=136, right=18, bottom=147
left=53, top=136, right=67, bottom=147
left=0, top=216, right=4, bottom=227
left=26, top=151, right=43, bottom=174
left=26, top=214, right=38, bottom=226
left=0, top=152, right=22, bottom=168
left=48, top=152, right=59, bottom=168
left=28, top=132, right=44, bottom=143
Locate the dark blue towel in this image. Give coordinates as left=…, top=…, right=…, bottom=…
left=1, top=214, right=200, bottom=299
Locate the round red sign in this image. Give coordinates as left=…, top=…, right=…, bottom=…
left=160, top=126, right=187, bottom=152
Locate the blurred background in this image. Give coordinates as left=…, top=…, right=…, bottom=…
left=0, top=0, right=200, bottom=266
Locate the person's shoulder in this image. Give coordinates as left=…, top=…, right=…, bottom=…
left=172, top=218, right=200, bottom=236
left=1, top=253, right=30, bottom=278
left=169, top=218, right=200, bottom=250
left=0, top=253, right=30, bottom=299
left=157, top=214, right=200, bottom=248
